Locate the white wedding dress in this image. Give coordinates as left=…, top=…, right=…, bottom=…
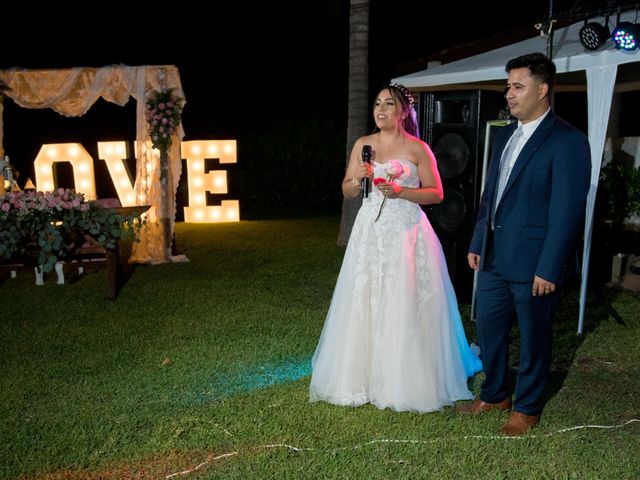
left=310, top=159, right=482, bottom=413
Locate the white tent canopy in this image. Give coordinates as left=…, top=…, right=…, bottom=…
left=393, top=10, right=640, bottom=333
left=395, top=11, right=640, bottom=90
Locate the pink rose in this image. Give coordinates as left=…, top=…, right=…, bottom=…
left=373, top=177, right=386, bottom=186
left=385, top=159, right=407, bottom=179
left=374, top=160, right=408, bottom=223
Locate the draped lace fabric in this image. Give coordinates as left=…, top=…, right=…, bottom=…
left=310, top=159, right=482, bottom=413
left=0, top=66, right=186, bottom=264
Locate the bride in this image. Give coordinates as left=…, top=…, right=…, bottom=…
left=309, top=83, right=482, bottom=413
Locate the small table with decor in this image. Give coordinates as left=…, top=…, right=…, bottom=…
left=0, top=201, right=149, bottom=300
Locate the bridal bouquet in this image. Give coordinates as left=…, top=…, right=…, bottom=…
left=372, top=160, right=408, bottom=222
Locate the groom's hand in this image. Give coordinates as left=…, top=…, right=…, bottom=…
left=532, top=275, right=556, bottom=296
left=468, top=253, right=480, bottom=271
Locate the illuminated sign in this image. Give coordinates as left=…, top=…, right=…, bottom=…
left=33, top=141, right=239, bottom=223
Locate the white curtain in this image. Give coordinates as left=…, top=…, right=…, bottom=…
left=0, top=65, right=186, bottom=265
left=579, top=65, right=618, bottom=334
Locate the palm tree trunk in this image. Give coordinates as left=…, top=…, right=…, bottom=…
left=159, top=149, right=173, bottom=262
left=337, top=0, right=369, bottom=246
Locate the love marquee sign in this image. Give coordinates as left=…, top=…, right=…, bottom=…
left=33, top=139, right=239, bottom=223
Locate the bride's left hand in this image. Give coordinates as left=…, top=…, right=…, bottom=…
left=377, top=181, right=401, bottom=198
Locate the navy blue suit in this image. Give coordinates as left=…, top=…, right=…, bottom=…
left=469, top=110, right=590, bottom=415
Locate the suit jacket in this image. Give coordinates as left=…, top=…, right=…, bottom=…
left=469, top=111, right=591, bottom=284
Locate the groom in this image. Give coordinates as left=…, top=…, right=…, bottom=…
left=458, top=52, right=591, bottom=435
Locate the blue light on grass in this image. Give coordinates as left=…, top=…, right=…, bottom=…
left=187, top=355, right=313, bottom=404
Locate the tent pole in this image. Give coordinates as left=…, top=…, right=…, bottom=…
left=546, top=0, right=555, bottom=59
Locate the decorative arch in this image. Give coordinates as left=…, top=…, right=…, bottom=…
left=0, top=65, right=186, bottom=264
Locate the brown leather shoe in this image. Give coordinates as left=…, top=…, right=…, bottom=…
left=499, top=412, right=540, bottom=436
left=456, top=397, right=512, bottom=414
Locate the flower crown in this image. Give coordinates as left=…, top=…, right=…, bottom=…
left=389, top=83, right=416, bottom=109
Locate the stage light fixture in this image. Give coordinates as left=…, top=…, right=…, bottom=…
left=612, top=21, right=639, bottom=51
left=579, top=20, right=610, bottom=50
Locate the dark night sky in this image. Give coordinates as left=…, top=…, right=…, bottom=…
left=0, top=1, right=620, bottom=178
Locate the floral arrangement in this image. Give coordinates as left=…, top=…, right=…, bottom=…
left=0, top=189, right=144, bottom=272
left=373, top=160, right=408, bottom=222
left=145, top=88, right=184, bottom=153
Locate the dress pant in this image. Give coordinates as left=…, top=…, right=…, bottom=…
left=475, top=233, right=559, bottom=415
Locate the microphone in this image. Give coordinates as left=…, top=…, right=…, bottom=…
left=361, top=145, right=372, bottom=198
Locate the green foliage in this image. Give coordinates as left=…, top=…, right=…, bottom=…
left=630, top=167, right=640, bottom=217
left=0, top=189, right=144, bottom=272
left=598, top=158, right=640, bottom=228
left=233, top=119, right=346, bottom=219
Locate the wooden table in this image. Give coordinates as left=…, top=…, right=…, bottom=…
left=0, top=205, right=149, bottom=300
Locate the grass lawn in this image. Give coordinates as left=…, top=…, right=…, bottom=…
left=1, top=217, right=638, bottom=479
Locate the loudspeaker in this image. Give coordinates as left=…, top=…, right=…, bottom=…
left=417, top=89, right=506, bottom=301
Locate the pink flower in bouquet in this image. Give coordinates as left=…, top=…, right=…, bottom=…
left=373, top=160, right=408, bottom=222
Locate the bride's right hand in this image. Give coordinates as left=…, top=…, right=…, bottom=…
left=357, top=161, right=373, bottom=180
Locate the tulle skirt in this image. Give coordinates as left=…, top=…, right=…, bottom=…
left=310, top=197, right=482, bottom=413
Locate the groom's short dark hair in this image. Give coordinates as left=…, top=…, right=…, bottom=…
left=506, top=52, right=556, bottom=93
